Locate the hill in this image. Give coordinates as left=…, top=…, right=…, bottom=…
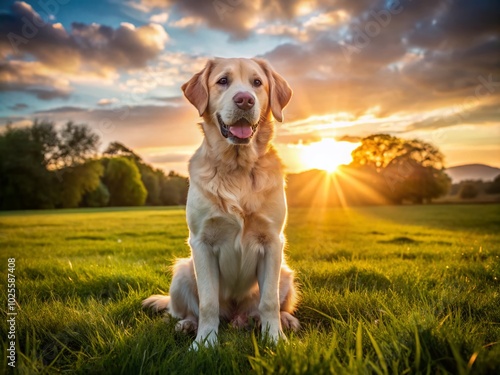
left=445, top=164, right=500, bottom=183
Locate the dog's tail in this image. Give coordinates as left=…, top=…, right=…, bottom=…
left=142, top=295, right=171, bottom=312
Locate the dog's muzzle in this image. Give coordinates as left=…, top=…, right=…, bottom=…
left=217, top=113, right=258, bottom=145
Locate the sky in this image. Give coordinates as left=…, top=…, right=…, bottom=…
left=0, top=0, right=499, bottom=175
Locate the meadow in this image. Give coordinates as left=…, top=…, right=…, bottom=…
left=0, top=205, right=499, bottom=374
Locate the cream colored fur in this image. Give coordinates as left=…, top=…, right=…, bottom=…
left=143, top=58, right=299, bottom=348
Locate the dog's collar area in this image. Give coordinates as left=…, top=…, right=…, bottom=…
left=216, top=113, right=258, bottom=145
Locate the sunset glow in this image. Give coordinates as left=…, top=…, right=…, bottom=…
left=0, top=1, right=498, bottom=173
left=299, top=139, right=360, bottom=173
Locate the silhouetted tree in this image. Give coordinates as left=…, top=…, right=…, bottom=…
left=351, top=134, right=450, bottom=203
left=459, top=183, right=479, bottom=199
left=0, top=125, right=56, bottom=209
left=103, top=142, right=142, bottom=162
left=53, top=122, right=100, bottom=168
left=486, top=174, right=500, bottom=194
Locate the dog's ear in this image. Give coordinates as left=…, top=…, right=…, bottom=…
left=253, top=59, right=292, bottom=122
left=182, top=60, right=214, bottom=117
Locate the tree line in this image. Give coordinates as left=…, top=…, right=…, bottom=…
left=451, top=178, right=500, bottom=200
left=0, top=121, right=188, bottom=210
left=4, top=122, right=485, bottom=210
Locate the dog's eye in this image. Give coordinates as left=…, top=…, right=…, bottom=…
left=253, top=79, right=262, bottom=87
left=217, top=77, right=228, bottom=85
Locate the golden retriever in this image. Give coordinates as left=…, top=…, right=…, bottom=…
left=143, top=57, right=299, bottom=348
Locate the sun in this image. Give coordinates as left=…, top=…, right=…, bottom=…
left=300, top=138, right=359, bottom=173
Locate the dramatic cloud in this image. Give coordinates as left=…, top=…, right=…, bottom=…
left=137, top=0, right=306, bottom=39
left=253, top=0, right=500, bottom=142
left=119, top=52, right=207, bottom=94
left=28, top=101, right=201, bottom=149
left=0, top=60, right=71, bottom=99
left=0, top=1, right=169, bottom=98
left=406, top=103, right=500, bottom=131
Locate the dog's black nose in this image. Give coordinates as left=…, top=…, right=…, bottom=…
left=233, top=92, right=255, bottom=110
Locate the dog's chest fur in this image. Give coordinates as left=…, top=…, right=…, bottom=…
left=188, top=143, right=285, bottom=300
left=191, top=144, right=284, bottom=219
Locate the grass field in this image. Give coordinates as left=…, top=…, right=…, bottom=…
left=1, top=205, right=499, bottom=374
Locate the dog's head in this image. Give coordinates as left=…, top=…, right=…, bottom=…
left=182, top=58, right=292, bottom=146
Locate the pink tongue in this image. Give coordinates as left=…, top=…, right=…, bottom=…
left=229, top=125, right=253, bottom=139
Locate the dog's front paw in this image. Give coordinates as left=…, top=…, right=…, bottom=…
left=268, top=329, right=287, bottom=344
left=190, top=329, right=218, bottom=350
left=261, top=319, right=287, bottom=344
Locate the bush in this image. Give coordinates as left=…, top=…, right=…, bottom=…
left=104, top=157, right=147, bottom=206
left=83, top=182, right=110, bottom=207
left=486, top=174, right=500, bottom=194
left=459, top=183, right=479, bottom=199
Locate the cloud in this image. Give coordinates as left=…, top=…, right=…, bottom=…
left=97, top=98, right=119, bottom=106
left=8, top=103, right=29, bottom=111
left=406, top=103, right=500, bottom=132
left=336, top=135, right=363, bottom=143
left=33, top=106, right=87, bottom=114
left=146, top=152, right=191, bottom=163
left=256, top=1, right=500, bottom=133
left=23, top=102, right=201, bottom=149
left=119, top=51, right=208, bottom=93
left=149, top=12, right=169, bottom=23
left=0, top=60, right=71, bottom=99
left=138, top=0, right=308, bottom=39
left=0, top=1, right=169, bottom=99
left=168, top=16, right=203, bottom=29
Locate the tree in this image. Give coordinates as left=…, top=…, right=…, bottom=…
left=103, top=157, right=147, bottom=206
left=103, top=142, right=142, bottom=162
left=83, top=182, right=110, bottom=207
left=351, top=134, right=404, bottom=169
left=59, top=160, right=103, bottom=208
left=486, top=174, right=500, bottom=194
left=351, top=134, right=450, bottom=203
left=139, top=165, right=162, bottom=205
left=459, top=183, right=479, bottom=199
left=160, top=171, right=188, bottom=205
left=0, top=121, right=102, bottom=210
left=0, top=125, right=56, bottom=209
left=30, top=120, right=59, bottom=167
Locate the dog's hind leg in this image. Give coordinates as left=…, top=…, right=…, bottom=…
left=143, top=258, right=200, bottom=327
left=168, top=258, right=200, bottom=319
left=279, top=264, right=300, bottom=331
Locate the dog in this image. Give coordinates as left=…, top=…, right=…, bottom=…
left=143, top=57, right=299, bottom=348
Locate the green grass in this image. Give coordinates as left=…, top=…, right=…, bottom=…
left=1, top=205, right=499, bottom=374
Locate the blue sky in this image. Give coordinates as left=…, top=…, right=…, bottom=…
left=1, top=0, right=499, bottom=174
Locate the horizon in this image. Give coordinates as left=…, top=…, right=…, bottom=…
left=1, top=0, right=499, bottom=175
